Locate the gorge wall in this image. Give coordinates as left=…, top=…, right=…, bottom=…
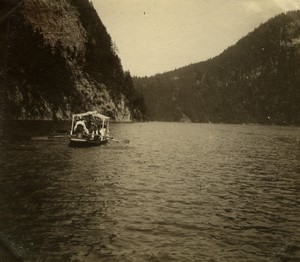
left=0, top=0, right=145, bottom=121
left=135, top=11, right=300, bottom=125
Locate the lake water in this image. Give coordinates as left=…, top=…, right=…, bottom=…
left=0, top=122, right=300, bottom=261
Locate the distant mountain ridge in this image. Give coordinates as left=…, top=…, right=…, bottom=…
left=134, top=10, right=300, bottom=125
left=0, top=0, right=145, bottom=120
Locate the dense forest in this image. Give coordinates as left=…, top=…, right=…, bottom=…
left=0, top=0, right=145, bottom=120
left=134, top=10, right=300, bottom=125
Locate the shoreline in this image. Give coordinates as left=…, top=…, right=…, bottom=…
left=2, top=119, right=300, bottom=126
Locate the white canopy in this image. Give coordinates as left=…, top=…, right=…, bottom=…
left=72, top=111, right=110, bottom=121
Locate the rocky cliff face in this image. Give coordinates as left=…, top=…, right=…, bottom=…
left=0, top=0, right=144, bottom=121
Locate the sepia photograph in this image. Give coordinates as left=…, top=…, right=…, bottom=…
left=0, top=0, right=300, bottom=261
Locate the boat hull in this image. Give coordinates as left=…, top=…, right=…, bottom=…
left=69, top=137, right=108, bottom=147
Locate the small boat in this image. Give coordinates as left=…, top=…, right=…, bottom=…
left=69, top=111, right=110, bottom=147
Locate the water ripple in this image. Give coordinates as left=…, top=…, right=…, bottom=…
left=0, top=122, right=300, bottom=261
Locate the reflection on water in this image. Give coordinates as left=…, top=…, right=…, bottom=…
left=0, top=122, right=300, bottom=261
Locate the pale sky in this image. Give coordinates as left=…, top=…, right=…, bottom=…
left=93, top=0, right=300, bottom=77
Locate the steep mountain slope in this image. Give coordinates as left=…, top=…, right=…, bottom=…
left=134, top=11, right=300, bottom=125
left=0, top=0, right=145, bottom=120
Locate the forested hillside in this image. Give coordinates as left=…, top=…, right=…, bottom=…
left=134, top=11, right=300, bottom=125
left=0, top=0, right=145, bottom=120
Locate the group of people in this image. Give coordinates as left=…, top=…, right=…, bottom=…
left=73, top=116, right=107, bottom=140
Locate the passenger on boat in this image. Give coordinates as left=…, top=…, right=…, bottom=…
left=74, top=119, right=89, bottom=134
left=90, top=122, right=98, bottom=140
left=99, top=126, right=106, bottom=141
